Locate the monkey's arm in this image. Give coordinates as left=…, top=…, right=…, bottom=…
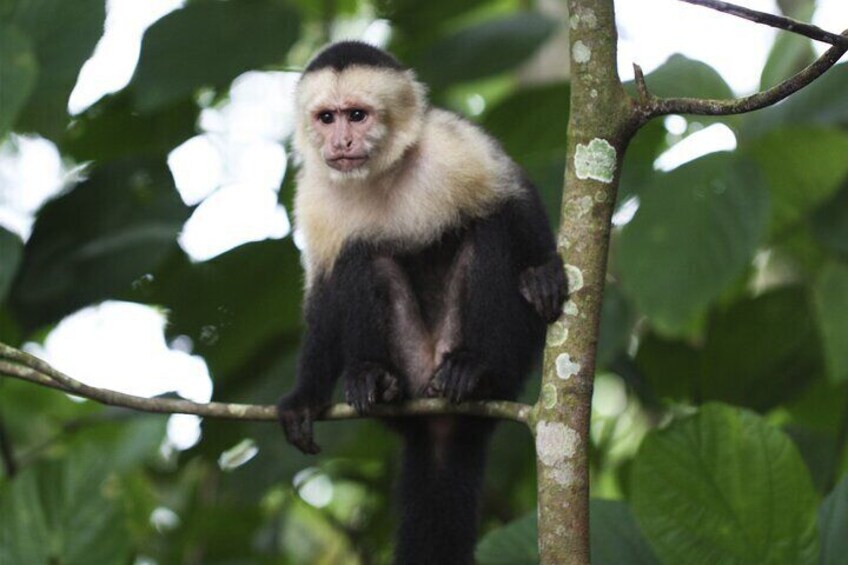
left=277, top=280, right=342, bottom=454
left=510, top=181, right=567, bottom=323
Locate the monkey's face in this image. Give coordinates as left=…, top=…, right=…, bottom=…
left=312, top=104, right=380, bottom=173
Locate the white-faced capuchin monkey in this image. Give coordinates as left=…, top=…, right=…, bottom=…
left=277, top=41, right=566, bottom=565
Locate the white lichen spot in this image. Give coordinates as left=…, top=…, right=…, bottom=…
left=576, top=195, right=593, bottom=218
left=564, top=300, right=579, bottom=317
left=546, top=322, right=568, bottom=347
left=572, top=40, right=591, bottom=64
left=565, top=264, right=584, bottom=294
left=536, top=421, right=579, bottom=467
left=581, top=9, right=598, bottom=29
left=549, top=463, right=576, bottom=486
left=541, top=383, right=557, bottom=409
left=569, top=14, right=580, bottom=29
left=590, top=88, right=598, bottom=99
left=574, top=138, right=616, bottom=184
left=555, top=353, right=581, bottom=380
left=594, top=190, right=608, bottom=203
left=227, top=404, right=249, bottom=417
left=557, top=234, right=571, bottom=249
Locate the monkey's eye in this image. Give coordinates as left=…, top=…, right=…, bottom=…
left=349, top=109, right=367, bottom=122
left=318, top=112, right=334, bottom=124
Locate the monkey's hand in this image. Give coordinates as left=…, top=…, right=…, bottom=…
left=344, top=362, right=402, bottom=414
left=277, top=392, right=322, bottom=455
left=519, top=253, right=567, bottom=324
left=426, top=351, right=486, bottom=403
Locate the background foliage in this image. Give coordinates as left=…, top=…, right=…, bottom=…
left=1, top=0, right=847, bottom=563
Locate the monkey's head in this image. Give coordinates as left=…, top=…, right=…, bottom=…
left=294, top=41, right=428, bottom=181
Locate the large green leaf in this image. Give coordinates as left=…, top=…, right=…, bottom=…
left=759, top=32, right=815, bottom=91
left=700, top=287, right=823, bottom=411
left=9, top=0, right=105, bottom=139
left=0, top=227, right=23, bottom=303
left=143, top=238, right=303, bottom=379
left=378, top=0, right=489, bottom=38
left=743, top=62, right=848, bottom=138
left=132, top=0, right=299, bottom=112
left=813, top=262, right=848, bottom=384
left=482, top=82, right=569, bottom=167
left=820, top=475, right=848, bottom=565
left=0, top=452, right=130, bottom=565
left=414, top=13, right=558, bottom=89
left=616, top=153, right=769, bottom=334
left=0, top=23, right=37, bottom=138
left=590, top=500, right=659, bottom=565
left=812, top=180, right=848, bottom=259
left=631, top=403, right=820, bottom=565
left=746, top=128, right=848, bottom=236
left=475, top=512, right=538, bottom=565
left=10, top=158, right=190, bottom=330
left=61, top=90, right=199, bottom=162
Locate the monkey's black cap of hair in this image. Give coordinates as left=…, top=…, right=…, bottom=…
left=304, top=41, right=406, bottom=73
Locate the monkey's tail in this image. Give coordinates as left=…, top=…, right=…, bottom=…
left=393, top=417, right=494, bottom=565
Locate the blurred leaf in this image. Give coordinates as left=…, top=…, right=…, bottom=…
left=62, top=91, right=199, bottom=162
left=701, top=287, right=823, bottom=411
left=144, top=238, right=302, bottom=379
left=0, top=227, right=23, bottom=302
left=618, top=120, right=666, bottom=201
left=378, top=0, right=489, bottom=39
left=132, top=0, right=299, bottom=112
left=746, top=128, right=848, bottom=236
left=482, top=81, right=568, bottom=165
left=10, top=0, right=105, bottom=139
left=617, top=153, right=769, bottom=334
left=0, top=451, right=130, bottom=565
left=596, top=284, right=637, bottom=369
left=813, top=262, right=848, bottom=384
left=414, top=13, right=558, bottom=89
left=812, top=180, right=848, bottom=259
left=820, top=475, right=848, bottom=565
left=218, top=438, right=259, bottom=472
left=590, top=499, right=659, bottom=565
left=629, top=54, right=733, bottom=101
left=631, top=403, right=820, bottom=565
left=475, top=512, right=538, bottom=565
left=634, top=333, right=699, bottom=402
left=10, top=158, right=190, bottom=330
left=785, top=425, right=839, bottom=494
left=0, top=24, right=37, bottom=138
left=743, top=62, right=848, bottom=138
left=760, top=32, right=815, bottom=90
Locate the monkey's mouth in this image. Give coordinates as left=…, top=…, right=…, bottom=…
left=327, top=155, right=368, bottom=172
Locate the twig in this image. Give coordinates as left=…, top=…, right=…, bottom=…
left=0, top=343, right=532, bottom=426
left=680, top=0, right=848, bottom=48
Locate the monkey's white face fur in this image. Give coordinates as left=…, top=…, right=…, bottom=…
left=293, top=65, right=523, bottom=284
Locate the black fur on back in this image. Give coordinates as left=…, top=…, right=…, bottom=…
left=304, top=40, right=406, bottom=74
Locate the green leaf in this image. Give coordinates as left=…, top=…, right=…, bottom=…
left=10, top=158, right=190, bottom=330
left=820, top=475, right=848, bottom=565
left=629, top=54, right=733, bottom=101
left=743, top=62, right=848, bottom=138
left=813, top=262, right=848, bottom=384
left=10, top=0, right=106, bottom=139
left=0, top=24, right=37, bottom=138
left=596, top=284, right=636, bottom=369
left=61, top=90, right=199, bottom=162
left=616, top=153, right=769, bottom=334
left=0, top=227, right=23, bottom=302
left=144, top=238, right=303, bottom=379
left=590, top=500, right=659, bottom=565
left=631, top=403, right=820, bottom=565
left=745, top=128, right=848, bottom=236
left=0, top=452, right=131, bottom=565
left=759, top=32, right=815, bottom=91
left=635, top=333, right=700, bottom=402
left=475, top=512, right=538, bottom=565
left=414, top=13, right=558, bottom=89
left=377, top=0, right=489, bottom=38
left=700, top=287, right=823, bottom=411
left=132, top=0, right=299, bottom=112
left=812, top=181, right=848, bottom=259
left=482, top=82, right=569, bottom=166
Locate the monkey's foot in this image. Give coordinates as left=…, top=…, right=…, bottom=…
left=277, top=395, right=321, bottom=455
left=426, top=351, right=485, bottom=404
left=345, top=363, right=402, bottom=414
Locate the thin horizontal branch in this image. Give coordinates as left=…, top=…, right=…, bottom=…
left=632, top=29, right=848, bottom=121
left=0, top=343, right=532, bottom=426
left=680, top=0, right=848, bottom=48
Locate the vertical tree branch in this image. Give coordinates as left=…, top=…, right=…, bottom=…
left=535, top=1, right=634, bottom=563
